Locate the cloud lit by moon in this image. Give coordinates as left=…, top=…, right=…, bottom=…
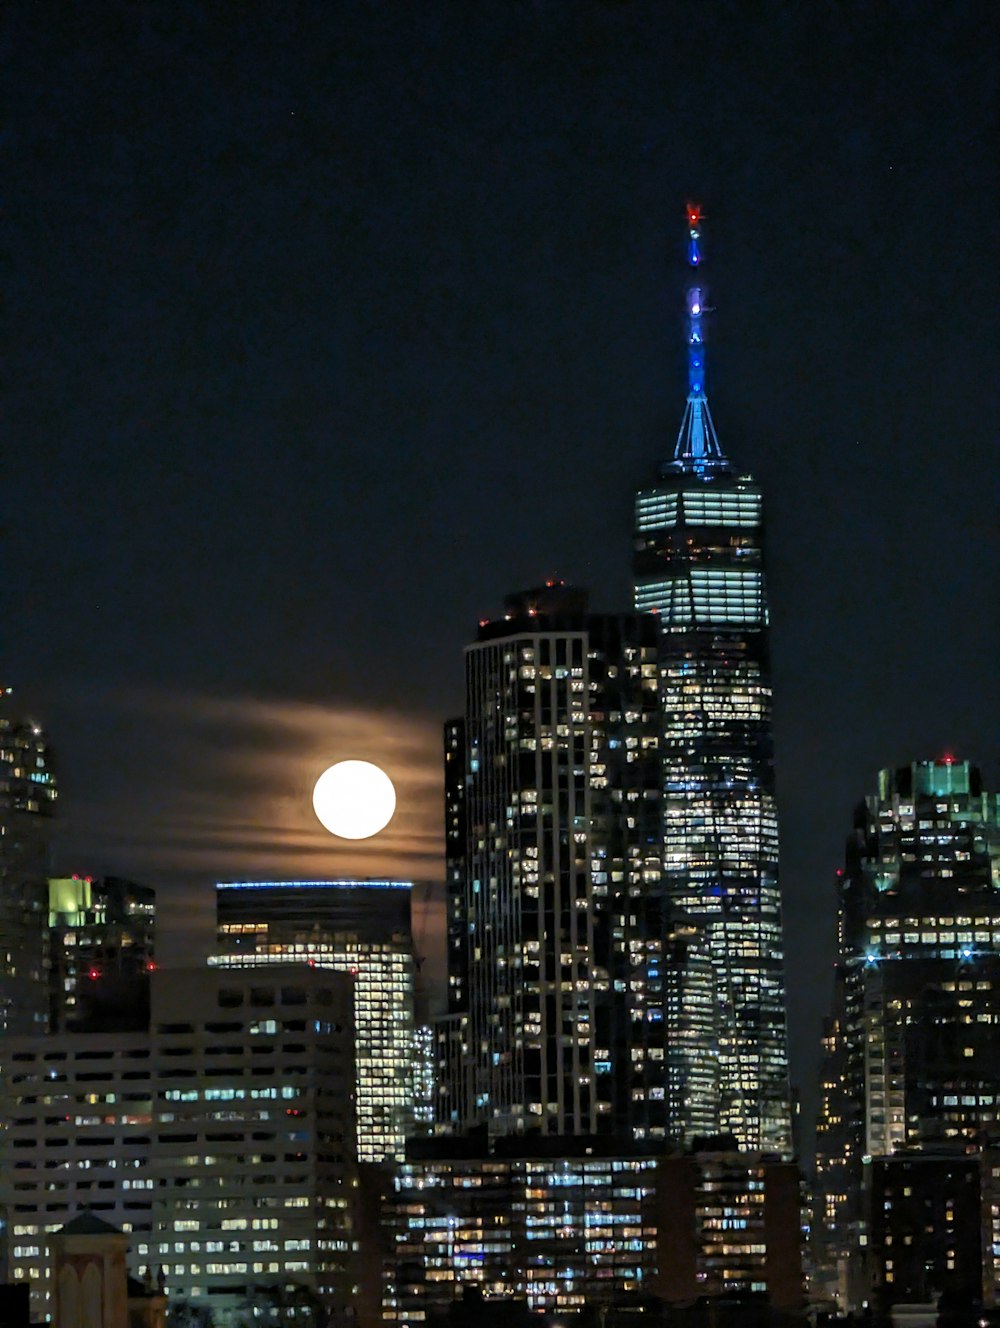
left=48, top=686, right=447, bottom=1004
left=53, top=686, right=443, bottom=877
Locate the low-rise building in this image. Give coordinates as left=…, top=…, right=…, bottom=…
left=1, top=966, right=360, bottom=1326
left=382, top=1135, right=803, bottom=1323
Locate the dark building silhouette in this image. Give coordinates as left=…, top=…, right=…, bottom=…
left=0, top=689, right=57, bottom=1037
left=46, top=875, right=155, bottom=1033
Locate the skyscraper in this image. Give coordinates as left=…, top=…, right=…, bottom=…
left=445, top=583, right=663, bottom=1137
left=815, top=757, right=1000, bottom=1311
left=443, top=582, right=729, bottom=1143
left=632, top=208, right=791, bottom=1154
left=0, top=688, right=57, bottom=1037
left=212, top=878, right=417, bottom=1162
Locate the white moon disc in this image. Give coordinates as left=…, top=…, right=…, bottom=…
left=312, top=760, right=396, bottom=840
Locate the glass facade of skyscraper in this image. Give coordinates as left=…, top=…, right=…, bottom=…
left=815, top=758, right=1000, bottom=1311
left=452, top=586, right=663, bottom=1138
left=634, top=460, right=791, bottom=1155
left=211, top=879, right=416, bottom=1163
left=442, top=584, right=725, bottom=1145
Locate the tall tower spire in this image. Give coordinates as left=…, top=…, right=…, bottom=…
left=634, top=206, right=793, bottom=1158
left=671, top=203, right=728, bottom=474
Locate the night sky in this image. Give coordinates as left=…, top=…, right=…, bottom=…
left=6, top=2, right=998, bottom=1142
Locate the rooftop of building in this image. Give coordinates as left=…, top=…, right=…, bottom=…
left=57, top=1211, right=123, bottom=1237
left=404, top=1131, right=788, bottom=1165
left=475, top=581, right=661, bottom=642
left=216, top=878, right=413, bottom=892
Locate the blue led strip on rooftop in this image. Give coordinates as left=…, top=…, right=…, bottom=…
left=217, top=879, right=413, bottom=891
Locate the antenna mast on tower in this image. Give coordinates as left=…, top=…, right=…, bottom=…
left=671, top=203, right=728, bottom=474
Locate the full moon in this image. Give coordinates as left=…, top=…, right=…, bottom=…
left=312, top=760, right=396, bottom=840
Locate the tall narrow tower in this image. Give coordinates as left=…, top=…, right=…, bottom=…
left=633, top=209, right=792, bottom=1154
left=452, top=584, right=664, bottom=1139
left=0, top=688, right=57, bottom=1037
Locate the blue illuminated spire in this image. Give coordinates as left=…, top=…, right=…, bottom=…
left=669, top=204, right=729, bottom=474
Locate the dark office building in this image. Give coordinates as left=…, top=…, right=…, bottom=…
left=865, top=1154, right=986, bottom=1319
left=0, top=689, right=57, bottom=1038
left=46, top=875, right=156, bottom=1032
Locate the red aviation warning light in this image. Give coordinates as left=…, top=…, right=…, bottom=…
left=686, top=203, right=703, bottom=266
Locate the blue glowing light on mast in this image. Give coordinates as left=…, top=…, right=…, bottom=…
left=669, top=202, right=727, bottom=473
left=686, top=204, right=705, bottom=397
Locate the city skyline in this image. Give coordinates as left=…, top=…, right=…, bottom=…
left=7, top=2, right=997, bottom=1144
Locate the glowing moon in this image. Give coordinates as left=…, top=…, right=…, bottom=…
left=312, top=760, right=396, bottom=840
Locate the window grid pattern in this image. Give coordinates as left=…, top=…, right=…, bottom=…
left=633, top=469, right=792, bottom=1158
left=0, top=968, right=358, bottom=1324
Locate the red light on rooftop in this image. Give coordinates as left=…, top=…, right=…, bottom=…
left=145, top=961, right=157, bottom=973
left=88, top=968, right=100, bottom=981
left=942, top=753, right=956, bottom=765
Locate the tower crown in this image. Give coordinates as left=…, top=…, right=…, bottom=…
left=668, top=205, right=730, bottom=476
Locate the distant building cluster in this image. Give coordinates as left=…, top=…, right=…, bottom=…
left=3, top=213, right=999, bottom=1328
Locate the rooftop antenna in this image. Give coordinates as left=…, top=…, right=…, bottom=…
left=670, top=203, right=729, bottom=474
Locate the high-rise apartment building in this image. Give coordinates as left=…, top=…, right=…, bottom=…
left=212, top=878, right=416, bottom=1162
left=444, top=583, right=675, bottom=1140
left=1, top=966, right=362, bottom=1326
left=632, top=208, right=791, bottom=1154
left=814, top=758, right=1000, bottom=1311
left=0, top=689, right=57, bottom=1037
